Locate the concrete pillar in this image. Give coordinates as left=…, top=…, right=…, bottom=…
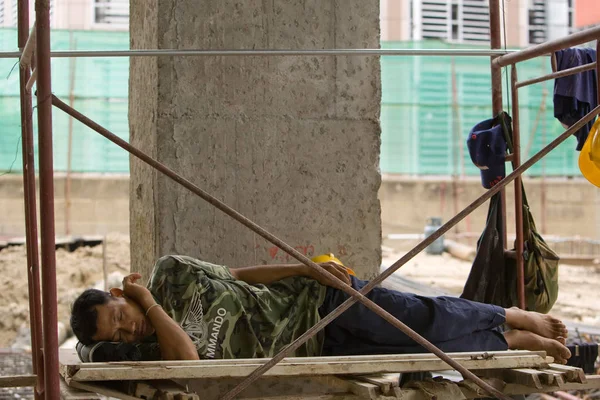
left=129, top=1, right=382, bottom=279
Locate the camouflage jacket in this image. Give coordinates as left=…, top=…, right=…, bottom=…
left=144, top=255, right=327, bottom=359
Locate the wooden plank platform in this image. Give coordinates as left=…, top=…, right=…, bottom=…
left=60, top=349, right=600, bottom=399
left=62, top=372, right=600, bottom=400
left=60, top=349, right=551, bottom=381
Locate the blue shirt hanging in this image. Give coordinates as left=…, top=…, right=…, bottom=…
left=553, top=47, right=598, bottom=151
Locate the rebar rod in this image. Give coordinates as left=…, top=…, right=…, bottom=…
left=51, top=94, right=512, bottom=400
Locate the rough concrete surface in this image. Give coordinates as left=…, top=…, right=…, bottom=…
left=2, top=175, right=598, bottom=251
left=0, top=174, right=129, bottom=237
left=129, top=0, right=383, bottom=279
left=380, top=175, right=600, bottom=241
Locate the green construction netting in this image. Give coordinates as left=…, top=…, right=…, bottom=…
left=0, top=28, right=583, bottom=176
left=380, top=41, right=580, bottom=177
left=0, top=28, right=129, bottom=173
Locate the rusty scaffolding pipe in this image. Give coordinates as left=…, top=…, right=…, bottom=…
left=489, top=0, right=503, bottom=115
left=517, top=62, right=597, bottom=89
left=35, top=0, right=60, bottom=398
left=52, top=93, right=600, bottom=399
left=17, top=1, right=44, bottom=398
left=50, top=94, right=512, bottom=400
left=23, top=12, right=600, bottom=400
left=511, top=65, right=526, bottom=310
left=488, top=0, right=513, bottom=296
left=495, top=24, right=600, bottom=67
left=222, top=104, right=600, bottom=399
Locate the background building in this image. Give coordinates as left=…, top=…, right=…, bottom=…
left=381, top=0, right=575, bottom=46
left=575, top=0, right=600, bottom=28
left=0, top=0, right=128, bottom=30
left=0, top=1, right=599, bottom=239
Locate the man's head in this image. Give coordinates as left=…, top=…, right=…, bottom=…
left=71, top=287, right=155, bottom=345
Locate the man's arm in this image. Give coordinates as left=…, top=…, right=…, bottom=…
left=229, top=262, right=351, bottom=288
left=122, top=274, right=199, bottom=361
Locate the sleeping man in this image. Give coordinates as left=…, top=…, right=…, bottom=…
left=70, top=255, right=572, bottom=363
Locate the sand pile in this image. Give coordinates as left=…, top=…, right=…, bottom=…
left=2, top=235, right=600, bottom=347
left=0, top=233, right=130, bottom=347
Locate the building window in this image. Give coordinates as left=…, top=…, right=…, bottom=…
left=94, top=0, right=129, bottom=28
left=0, top=0, right=5, bottom=26
left=418, top=0, right=489, bottom=44
left=567, top=0, right=575, bottom=33
left=528, top=0, right=547, bottom=44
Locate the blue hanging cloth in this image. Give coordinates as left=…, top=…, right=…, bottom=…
left=553, top=47, right=598, bottom=151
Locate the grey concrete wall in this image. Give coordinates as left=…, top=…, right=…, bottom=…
left=129, top=0, right=383, bottom=279
left=380, top=175, right=600, bottom=242
left=1, top=175, right=597, bottom=251
left=0, top=175, right=129, bottom=237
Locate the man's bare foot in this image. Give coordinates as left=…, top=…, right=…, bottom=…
left=504, top=329, right=571, bottom=364
left=505, top=307, right=568, bottom=340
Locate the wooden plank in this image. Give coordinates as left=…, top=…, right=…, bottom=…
left=340, top=379, right=379, bottom=400
left=476, top=368, right=543, bottom=389
left=470, top=374, right=600, bottom=397
left=547, top=364, right=587, bottom=383
left=241, top=396, right=362, bottom=400
left=65, top=354, right=550, bottom=381
left=149, top=380, right=199, bottom=400
left=60, top=378, right=102, bottom=400
left=186, top=375, right=361, bottom=400
left=68, top=381, right=142, bottom=400
left=60, top=348, right=547, bottom=368
left=351, top=373, right=399, bottom=396
left=538, top=369, right=566, bottom=387
left=125, top=381, right=157, bottom=399
left=0, top=374, right=37, bottom=388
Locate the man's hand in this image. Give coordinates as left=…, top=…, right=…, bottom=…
left=305, top=261, right=351, bottom=288
left=122, top=273, right=155, bottom=311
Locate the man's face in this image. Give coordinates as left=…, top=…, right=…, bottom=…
left=92, top=289, right=156, bottom=343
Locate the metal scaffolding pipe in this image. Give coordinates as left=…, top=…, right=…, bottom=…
left=516, top=62, right=596, bottom=88
left=51, top=95, right=512, bottom=400
left=489, top=0, right=503, bottom=115
left=495, top=25, right=600, bottom=67
left=221, top=103, right=600, bottom=400
left=0, top=48, right=522, bottom=59
left=17, top=1, right=44, bottom=398
left=511, top=65, right=526, bottom=310
left=35, top=0, right=60, bottom=398
left=488, top=0, right=510, bottom=262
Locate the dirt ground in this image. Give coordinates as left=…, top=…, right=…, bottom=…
left=1, top=236, right=600, bottom=347
left=0, top=233, right=130, bottom=347
left=383, top=251, right=600, bottom=328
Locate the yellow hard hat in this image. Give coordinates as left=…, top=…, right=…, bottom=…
left=311, top=253, right=356, bottom=276
left=579, top=118, right=600, bottom=188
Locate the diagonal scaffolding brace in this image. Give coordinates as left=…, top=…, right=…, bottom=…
left=52, top=94, right=600, bottom=400
left=51, top=94, right=512, bottom=400
left=18, top=2, right=600, bottom=398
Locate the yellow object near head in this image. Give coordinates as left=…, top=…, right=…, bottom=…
left=311, top=253, right=356, bottom=276
left=579, top=118, right=600, bottom=188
